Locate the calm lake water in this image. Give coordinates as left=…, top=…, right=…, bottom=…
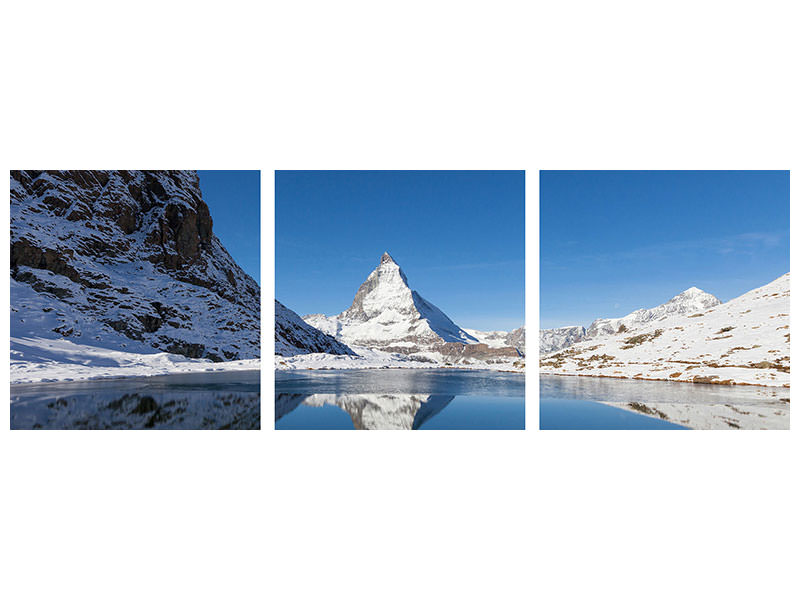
left=10, top=370, right=260, bottom=430
left=276, top=369, right=525, bottom=430
left=540, top=374, right=790, bottom=430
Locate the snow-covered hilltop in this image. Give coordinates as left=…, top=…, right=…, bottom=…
left=277, top=252, right=524, bottom=371
left=540, top=274, right=790, bottom=387
left=10, top=170, right=260, bottom=383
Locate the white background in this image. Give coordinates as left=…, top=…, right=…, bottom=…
left=1, top=1, right=798, bottom=599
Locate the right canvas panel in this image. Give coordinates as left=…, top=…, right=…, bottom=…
left=539, top=170, right=790, bottom=430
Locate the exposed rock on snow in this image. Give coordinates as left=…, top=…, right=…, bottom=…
left=539, top=325, right=586, bottom=355
left=10, top=170, right=260, bottom=371
left=275, top=300, right=356, bottom=357
left=540, top=274, right=790, bottom=387
left=299, top=252, right=522, bottom=368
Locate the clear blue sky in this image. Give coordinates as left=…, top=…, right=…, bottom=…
left=540, top=170, right=790, bottom=329
left=276, top=170, right=525, bottom=331
left=197, top=170, right=260, bottom=284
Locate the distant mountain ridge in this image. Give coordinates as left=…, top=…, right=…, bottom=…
left=539, top=286, right=721, bottom=355
left=586, top=287, right=721, bottom=338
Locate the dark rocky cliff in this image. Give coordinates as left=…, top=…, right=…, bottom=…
left=10, top=170, right=260, bottom=361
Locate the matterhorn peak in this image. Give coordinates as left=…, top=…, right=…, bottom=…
left=306, top=252, right=479, bottom=348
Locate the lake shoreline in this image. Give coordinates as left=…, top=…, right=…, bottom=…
left=10, top=368, right=262, bottom=390
left=538, top=370, right=789, bottom=389
left=540, top=373, right=789, bottom=430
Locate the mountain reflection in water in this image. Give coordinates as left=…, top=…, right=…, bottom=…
left=540, top=374, right=789, bottom=430
left=277, top=393, right=454, bottom=429
left=275, top=369, right=525, bottom=430
left=11, top=371, right=260, bottom=430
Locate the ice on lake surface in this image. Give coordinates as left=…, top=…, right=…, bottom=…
left=540, top=374, right=789, bottom=430
left=276, top=369, right=525, bottom=430
left=10, top=370, right=260, bottom=430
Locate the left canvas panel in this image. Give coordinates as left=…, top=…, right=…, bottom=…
left=9, top=170, right=261, bottom=429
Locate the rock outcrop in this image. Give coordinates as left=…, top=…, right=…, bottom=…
left=10, top=170, right=260, bottom=361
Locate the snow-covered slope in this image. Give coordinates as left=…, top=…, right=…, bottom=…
left=275, top=300, right=356, bottom=357
left=300, top=253, right=522, bottom=368
left=539, top=326, right=586, bottom=355
left=10, top=170, right=260, bottom=374
left=540, top=274, right=790, bottom=387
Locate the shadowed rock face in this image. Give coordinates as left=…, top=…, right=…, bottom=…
left=10, top=170, right=260, bottom=361
left=275, top=300, right=355, bottom=357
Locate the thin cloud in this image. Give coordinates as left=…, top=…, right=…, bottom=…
left=542, top=230, right=787, bottom=268
left=421, top=259, right=524, bottom=272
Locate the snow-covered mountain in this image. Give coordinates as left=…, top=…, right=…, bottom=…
left=465, top=326, right=526, bottom=353
left=275, top=300, right=355, bottom=357
left=10, top=170, right=260, bottom=369
left=539, top=325, right=586, bottom=355
left=305, top=252, right=478, bottom=349
left=538, top=287, right=721, bottom=355
left=301, top=252, right=521, bottom=366
left=586, top=287, right=721, bottom=338
left=540, top=273, right=790, bottom=387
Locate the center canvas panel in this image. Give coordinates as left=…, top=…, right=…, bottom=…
left=275, top=170, right=525, bottom=430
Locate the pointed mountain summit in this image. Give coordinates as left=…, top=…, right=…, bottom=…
left=304, top=252, right=479, bottom=352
